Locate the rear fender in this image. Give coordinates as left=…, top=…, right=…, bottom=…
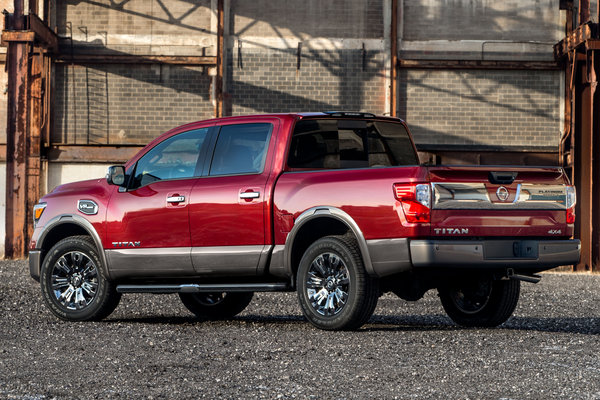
left=283, top=206, right=374, bottom=277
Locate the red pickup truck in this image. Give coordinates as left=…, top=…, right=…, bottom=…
left=29, top=112, right=580, bottom=330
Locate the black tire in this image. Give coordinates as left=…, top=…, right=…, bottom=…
left=40, top=235, right=121, bottom=321
left=296, top=235, right=379, bottom=331
left=179, top=292, right=253, bottom=319
left=438, top=276, right=520, bottom=328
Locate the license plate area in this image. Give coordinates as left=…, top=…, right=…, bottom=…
left=484, top=240, right=539, bottom=260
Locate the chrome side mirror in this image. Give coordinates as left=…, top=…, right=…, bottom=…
left=106, top=165, right=126, bottom=186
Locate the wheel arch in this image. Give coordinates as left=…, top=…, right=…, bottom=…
left=284, top=207, right=375, bottom=280
left=36, top=214, right=111, bottom=279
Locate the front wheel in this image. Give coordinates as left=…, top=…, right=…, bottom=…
left=40, top=236, right=121, bottom=321
left=296, top=235, right=379, bottom=331
left=438, top=277, right=520, bottom=327
left=179, top=292, right=253, bottom=319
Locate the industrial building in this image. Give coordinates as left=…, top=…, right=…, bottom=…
left=1, top=0, right=598, bottom=271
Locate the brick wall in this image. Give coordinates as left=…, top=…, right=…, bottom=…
left=403, top=0, right=561, bottom=42
left=56, top=0, right=213, bottom=56
left=229, top=48, right=386, bottom=115
left=232, top=0, right=383, bottom=39
left=53, top=64, right=214, bottom=145
left=398, top=69, right=561, bottom=148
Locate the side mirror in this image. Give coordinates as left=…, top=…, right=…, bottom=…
left=106, top=166, right=126, bottom=186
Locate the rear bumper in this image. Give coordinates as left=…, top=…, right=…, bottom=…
left=410, top=239, right=581, bottom=270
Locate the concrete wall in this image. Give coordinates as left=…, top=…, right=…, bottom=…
left=47, top=163, right=114, bottom=193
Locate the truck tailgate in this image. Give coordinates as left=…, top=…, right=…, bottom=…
left=428, top=166, right=574, bottom=238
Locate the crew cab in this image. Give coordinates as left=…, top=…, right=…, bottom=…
left=29, top=112, right=580, bottom=330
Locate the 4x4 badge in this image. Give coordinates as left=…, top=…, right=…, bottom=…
left=496, top=186, right=509, bottom=201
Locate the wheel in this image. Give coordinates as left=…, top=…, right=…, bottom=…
left=296, top=235, right=379, bottom=331
left=179, top=292, right=253, bottom=319
left=438, top=276, right=520, bottom=327
left=40, top=236, right=121, bottom=321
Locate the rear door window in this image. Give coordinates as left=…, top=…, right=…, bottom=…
left=209, top=123, right=273, bottom=176
left=287, top=119, right=418, bottom=169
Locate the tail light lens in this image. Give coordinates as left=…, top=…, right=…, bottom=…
left=566, top=185, right=576, bottom=224
left=393, top=183, right=431, bottom=223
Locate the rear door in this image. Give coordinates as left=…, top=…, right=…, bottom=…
left=188, top=118, right=279, bottom=276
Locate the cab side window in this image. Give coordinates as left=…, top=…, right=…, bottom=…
left=209, top=123, right=272, bottom=176
left=130, top=128, right=209, bottom=189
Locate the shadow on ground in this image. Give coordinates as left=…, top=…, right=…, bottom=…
left=105, top=313, right=600, bottom=335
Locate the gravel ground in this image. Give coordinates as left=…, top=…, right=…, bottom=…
left=0, top=260, right=599, bottom=399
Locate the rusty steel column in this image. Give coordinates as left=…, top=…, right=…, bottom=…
left=579, top=0, right=590, bottom=24
left=26, top=52, right=43, bottom=239
left=591, top=49, right=600, bottom=270
left=4, top=0, right=30, bottom=258
left=390, top=0, right=398, bottom=117
left=574, top=54, right=594, bottom=271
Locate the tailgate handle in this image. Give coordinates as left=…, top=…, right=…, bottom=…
left=489, top=171, right=518, bottom=185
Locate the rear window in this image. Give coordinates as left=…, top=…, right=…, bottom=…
left=287, top=119, right=418, bottom=169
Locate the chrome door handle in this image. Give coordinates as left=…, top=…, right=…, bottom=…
left=167, top=196, right=185, bottom=203
left=239, top=192, right=260, bottom=199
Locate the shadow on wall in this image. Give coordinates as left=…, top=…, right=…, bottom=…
left=397, top=68, right=561, bottom=149
left=53, top=40, right=214, bottom=146
left=53, top=0, right=389, bottom=148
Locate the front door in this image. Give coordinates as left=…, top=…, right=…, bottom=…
left=105, top=128, right=211, bottom=277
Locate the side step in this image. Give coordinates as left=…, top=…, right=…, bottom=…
left=116, top=282, right=290, bottom=294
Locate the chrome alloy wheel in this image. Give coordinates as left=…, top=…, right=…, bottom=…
left=305, top=252, right=350, bottom=316
left=50, top=251, right=99, bottom=310
left=448, top=280, right=492, bottom=315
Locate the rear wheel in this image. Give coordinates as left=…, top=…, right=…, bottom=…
left=296, top=235, right=379, bottom=331
left=438, top=276, right=520, bottom=327
left=179, top=292, right=253, bottom=319
left=40, top=236, right=121, bottom=321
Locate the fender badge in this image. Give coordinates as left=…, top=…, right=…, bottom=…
left=77, top=200, right=99, bottom=215
left=496, top=186, right=509, bottom=202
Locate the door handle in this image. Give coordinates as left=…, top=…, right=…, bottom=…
left=167, top=196, right=185, bottom=203
left=239, top=192, right=260, bottom=199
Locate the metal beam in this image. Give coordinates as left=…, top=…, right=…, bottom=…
left=46, top=145, right=143, bottom=163
left=28, top=13, right=58, bottom=52
left=53, top=54, right=217, bottom=65
left=399, top=59, right=561, bottom=70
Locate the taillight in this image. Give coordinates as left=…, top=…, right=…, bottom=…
left=566, top=185, right=576, bottom=224
left=393, top=183, right=431, bottom=223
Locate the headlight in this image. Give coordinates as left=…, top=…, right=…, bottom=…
left=33, top=203, right=46, bottom=227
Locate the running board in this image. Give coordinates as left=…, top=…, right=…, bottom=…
left=116, top=282, right=289, bottom=294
